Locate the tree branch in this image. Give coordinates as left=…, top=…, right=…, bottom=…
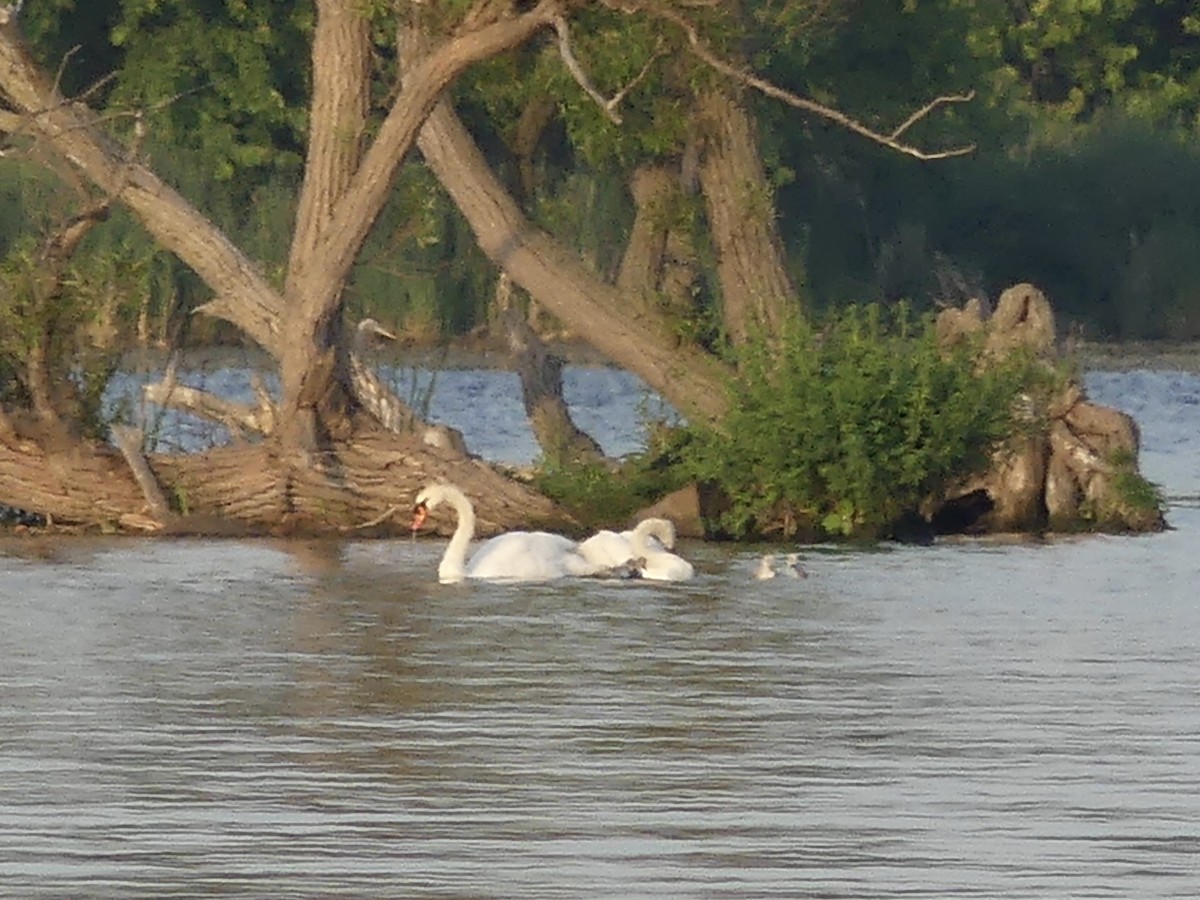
left=142, top=355, right=276, bottom=439
left=627, top=1, right=976, bottom=161
left=111, top=424, right=171, bottom=525
left=550, top=15, right=662, bottom=125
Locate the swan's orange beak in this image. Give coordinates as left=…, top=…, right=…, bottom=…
left=411, top=501, right=429, bottom=531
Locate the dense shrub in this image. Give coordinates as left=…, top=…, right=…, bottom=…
left=681, top=304, right=1050, bottom=539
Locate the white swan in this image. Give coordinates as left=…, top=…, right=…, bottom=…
left=578, top=517, right=695, bottom=582
left=412, top=482, right=613, bottom=584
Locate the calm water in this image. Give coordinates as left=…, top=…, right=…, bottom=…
left=2, top=366, right=1199, bottom=897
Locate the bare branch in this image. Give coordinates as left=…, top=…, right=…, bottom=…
left=50, top=46, right=118, bottom=114
left=552, top=15, right=622, bottom=124
left=347, top=504, right=401, bottom=531
left=610, top=44, right=663, bottom=109
left=628, top=1, right=976, bottom=161
left=888, top=91, right=977, bottom=142
left=111, top=424, right=171, bottom=525
left=551, top=15, right=663, bottom=125
left=143, top=359, right=276, bottom=438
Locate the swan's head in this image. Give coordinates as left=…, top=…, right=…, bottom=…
left=412, top=483, right=447, bottom=530
left=356, top=317, right=397, bottom=342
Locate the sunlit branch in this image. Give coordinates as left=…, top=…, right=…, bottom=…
left=143, top=353, right=277, bottom=439
left=551, top=15, right=662, bottom=125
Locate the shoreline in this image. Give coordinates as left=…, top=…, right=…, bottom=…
left=1069, top=340, right=1200, bottom=372
left=122, top=338, right=1200, bottom=374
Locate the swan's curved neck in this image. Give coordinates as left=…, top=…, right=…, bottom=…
left=631, top=517, right=674, bottom=556
left=437, top=485, right=475, bottom=582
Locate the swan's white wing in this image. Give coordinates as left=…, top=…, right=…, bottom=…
left=641, top=550, right=695, bottom=582
left=577, top=530, right=636, bottom=568
left=466, top=531, right=578, bottom=581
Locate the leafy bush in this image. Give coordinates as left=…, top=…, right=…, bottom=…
left=1085, top=447, right=1166, bottom=531
left=682, top=303, right=1051, bottom=539
left=533, top=425, right=693, bottom=531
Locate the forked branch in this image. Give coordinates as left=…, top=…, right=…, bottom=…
left=551, top=15, right=662, bottom=125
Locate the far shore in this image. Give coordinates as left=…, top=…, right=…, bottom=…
left=1068, top=340, right=1200, bottom=373
left=121, top=336, right=1200, bottom=375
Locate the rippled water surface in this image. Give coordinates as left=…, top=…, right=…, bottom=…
left=3, top=366, right=1200, bottom=897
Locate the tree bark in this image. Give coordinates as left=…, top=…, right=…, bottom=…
left=416, top=99, right=732, bottom=423
left=616, top=161, right=700, bottom=321
left=696, top=85, right=795, bottom=344
left=0, top=424, right=572, bottom=536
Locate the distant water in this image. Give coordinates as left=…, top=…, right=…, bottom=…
left=0, top=362, right=1194, bottom=898
left=108, top=360, right=675, bottom=465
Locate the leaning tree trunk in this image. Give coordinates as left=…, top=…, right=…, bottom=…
left=415, top=97, right=733, bottom=424
left=502, top=306, right=605, bottom=466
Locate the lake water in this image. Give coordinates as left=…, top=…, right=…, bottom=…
left=1, top=365, right=1198, bottom=897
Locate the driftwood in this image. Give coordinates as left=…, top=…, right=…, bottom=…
left=142, top=354, right=277, bottom=439
left=931, top=283, right=1163, bottom=534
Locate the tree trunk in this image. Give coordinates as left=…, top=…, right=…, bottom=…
left=272, top=0, right=373, bottom=449
left=696, top=85, right=796, bottom=344
left=502, top=307, right=605, bottom=466
left=416, top=99, right=733, bottom=424
left=0, top=423, right=572, bottom=536
left=0, top=7, right=571, bottom=534
left=616, top=161, right=701, bottom=322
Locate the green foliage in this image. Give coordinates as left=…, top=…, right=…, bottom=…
left=0, top=191, right=165, bottom=437
left=965, top=0, right=1200, bottom=131
left=681, top=304, right=1049, bottom=539
left=1087, top=447, right=1166, bottom=528
left=534, top=427, right=693, bottom=530
left=108, top=0, right=311, bottom=184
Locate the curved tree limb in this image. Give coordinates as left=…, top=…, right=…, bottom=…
left=416, top=93, right=732, bottom=423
